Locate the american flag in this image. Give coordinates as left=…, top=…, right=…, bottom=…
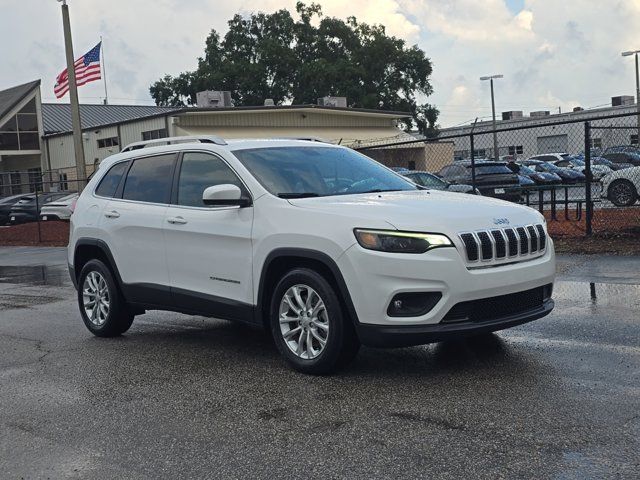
left=54, top=42, right=102, bottom=99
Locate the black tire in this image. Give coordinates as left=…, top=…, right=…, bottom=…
left=608, top=179, right=638, bottom=207
left=270, top=268, right=360, bottom=375
left=77, top=259, right=134, bottom=337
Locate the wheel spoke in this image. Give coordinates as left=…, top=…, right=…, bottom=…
left=283, top=294, right=301, bottom=315
left=311, top=299, right=325, bottom=318
left=296, top=329, right=305, bottom=355
left=292, top=286, right=306, bottom=311
left=279, top=313, right=299, bottom=324
left=311, top=329, right=326, bottom=346
left=283, top=326, right=302, bottom=339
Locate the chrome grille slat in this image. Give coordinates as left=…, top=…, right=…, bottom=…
left=459, top=224, right=547, bottom=265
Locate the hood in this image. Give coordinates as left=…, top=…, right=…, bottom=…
left=287, top=190, right=542, bottom=233
left=446, top=184, right=474, bottom=193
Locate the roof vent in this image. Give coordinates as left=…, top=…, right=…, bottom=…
left=196, top=90, right=233, bottom=108
left=502, top=111, right=523, bottom=121
left=573, top=106, right=584, bottom=112
left=530, top=110, right=550, bottom=117
left=612, top=95, right=635, bottom=107
left=264, top=98, right=275, bottom=107
left=317, top=96, right=347, bottom=108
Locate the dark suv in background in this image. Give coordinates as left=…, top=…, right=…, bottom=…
left=437, top=161, right=520, bottom=201
left=8, top=192, right=70, bottom=224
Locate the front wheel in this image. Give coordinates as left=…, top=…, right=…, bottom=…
left=608, top=179, right=637, bottom=207
left=270, top=268, right=360, bottom=375
left=78, top=259, right=134, bottom=337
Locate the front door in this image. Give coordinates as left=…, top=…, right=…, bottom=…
left=163, top=151, right=254, bottom=321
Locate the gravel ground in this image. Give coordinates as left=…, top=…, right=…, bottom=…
left=0, top=248, right=639, bottom=479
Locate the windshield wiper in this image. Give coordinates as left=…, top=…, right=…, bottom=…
left=358, top=189, right=405, bottom=194
left=277, top=192, right=321, bottom=199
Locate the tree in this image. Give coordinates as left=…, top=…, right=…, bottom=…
left=149, top=2, right=439, bottom=134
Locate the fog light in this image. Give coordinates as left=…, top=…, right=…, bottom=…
left=387, top=292, right=442, bottom=317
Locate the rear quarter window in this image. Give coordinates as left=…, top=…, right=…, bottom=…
left=95, top=162, right=129, bottom=198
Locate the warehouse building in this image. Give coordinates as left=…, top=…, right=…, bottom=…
left=439, top=96, right=640, bottom=161
left=0, top=80, right=416, bottom=194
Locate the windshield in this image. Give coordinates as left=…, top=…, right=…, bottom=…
left=232, top=146, right=418, bottom=197
left=520, top=165, right=536, bottom=175
left=571, top=159, right=585, bottom=166
left=468, top=165, right=512, bottom=175
left=539, top=163, right=561, bottom=172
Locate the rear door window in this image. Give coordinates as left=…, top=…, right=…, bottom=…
left=95, top=162, right=128, bottom=198
left=122, top=154, right=176, bottom=204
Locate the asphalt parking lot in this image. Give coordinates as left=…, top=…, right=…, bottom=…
left=1, top=247, right=639, bottom=479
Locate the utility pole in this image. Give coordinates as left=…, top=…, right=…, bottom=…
left=480, top=74, right=503, bottom=160
left=59, top=0, right=86, bottom=188
left=622, top=49, right=640, bottom=146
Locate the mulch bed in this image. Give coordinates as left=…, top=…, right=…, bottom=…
left=0, top=221, right=70, bottom=246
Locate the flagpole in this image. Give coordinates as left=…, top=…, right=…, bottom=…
left=100, top=35, right=109, bottom=105
left=59, top=0, right=86, bottom=188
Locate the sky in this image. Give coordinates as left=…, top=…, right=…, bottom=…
left=1, top=0, right=640, bottom=127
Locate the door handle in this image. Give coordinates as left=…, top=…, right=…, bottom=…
left=104, top=210, right=120, bottom=219
left=167, top=216, right=187, bottom=225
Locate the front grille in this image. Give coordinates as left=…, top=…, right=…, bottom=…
left=442, top=285, right=549, bottom=323
left=458, top=223, right=547, bottom=264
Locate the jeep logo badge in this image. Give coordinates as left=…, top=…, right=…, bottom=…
left=493, top=218, right=510, bottom=225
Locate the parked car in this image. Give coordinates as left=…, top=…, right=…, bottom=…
left=0, top=194, right=33, bottom=226
left=601, top=166, right=640, bottom=206
left=601, top=148, right=640, bottom=167
left=552, top=158, right=611, bottom=180
left=528, top=153, right=572, bottom=163
left=402, top=171, right=479, bottom=194
left=592, top=156, right=633, bottom=171
left=517, top=174, right=536, bottom=187
left=436, top=161, right=520, bottom=201
left=506, top=162, right=562, bottom=185
left=9, top=192, right=71, bottom=224
left=518, top=160, right=585, bottom=184
left=39, top=193, right=79, bottom=221
left=68, top=136, right=555, bottom=374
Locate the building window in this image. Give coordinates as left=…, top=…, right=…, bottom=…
left=142, top=128, right=168, bottom=141
left=0, top=98, right=39, bottom=151
left=508, top=145, right=524, bottom=155
left=589, top=138, right=602, bottom=149
left=59, top=173, right=69, bottom=191
left=631, top=134, right=638, bottom=146
left=10, top=172, right=21, bottom=194
left=28, top=168, right=42, bottom=192
left=97, top=136, right=119, bottom=149
left=473, top=149, right=486, bottom=158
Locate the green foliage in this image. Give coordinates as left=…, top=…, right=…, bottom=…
left=149, top=2, right=438, bottom=133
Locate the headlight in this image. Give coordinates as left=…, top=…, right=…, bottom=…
left=354, top=229, right=453, bottom=254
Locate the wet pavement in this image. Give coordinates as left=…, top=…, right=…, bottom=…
left=0, top=247, right=639, bottom=479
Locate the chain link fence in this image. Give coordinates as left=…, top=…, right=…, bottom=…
left=357, top=112, right=640, bottom=241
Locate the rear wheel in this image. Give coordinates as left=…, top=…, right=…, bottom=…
left=270, top=268, right=360, bottom=375
left=78, top=259, right=134, bottom=337
left=608, top=179, right=637, bottom=207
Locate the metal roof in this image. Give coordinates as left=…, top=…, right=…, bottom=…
left=0, top=80, right=40, bottom=121
left=41, top=103, right=181, bottom=135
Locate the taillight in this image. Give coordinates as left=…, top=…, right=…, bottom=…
left=70, top=198, right=78, bottom=214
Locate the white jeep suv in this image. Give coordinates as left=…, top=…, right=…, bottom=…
left=68, top=136, right=555, bottom=374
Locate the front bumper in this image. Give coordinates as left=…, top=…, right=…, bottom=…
left=357, top=298, right=553, bottom=347
left=338, top=240, right=555, bottom=331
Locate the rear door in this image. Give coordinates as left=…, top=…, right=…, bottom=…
left=100, top=153, right=176, bottom=300
left=163, top=151, right=254, bottom=320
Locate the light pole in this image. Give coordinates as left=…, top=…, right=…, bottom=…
left=480, top=74, right=503, bottom=159
left=622, top=50, right=640, bottom=147
left=57, top=0, right=86, bottom=188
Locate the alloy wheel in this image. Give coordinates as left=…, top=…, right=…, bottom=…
left=611, top=182, right=633, bottom=206
left=279, top=284, right=329, bottom=360
left=82, top=271, right=110, bottom=326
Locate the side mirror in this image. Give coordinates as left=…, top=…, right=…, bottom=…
left=202, top=184, right=251, bottom=207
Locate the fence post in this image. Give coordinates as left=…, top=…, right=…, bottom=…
left=470, top=133, right=476, bottom=192
left=584, top=121, right=593, bottom=236
left=35, top=189, right=42, bottom=243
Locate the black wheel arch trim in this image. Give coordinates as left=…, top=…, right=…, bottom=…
left=72, top=238, right=125, bottom=293
left=256, top=247, right=360, bottom=326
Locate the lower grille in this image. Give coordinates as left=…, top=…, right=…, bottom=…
left=442, top=285, right=550, bottom=324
